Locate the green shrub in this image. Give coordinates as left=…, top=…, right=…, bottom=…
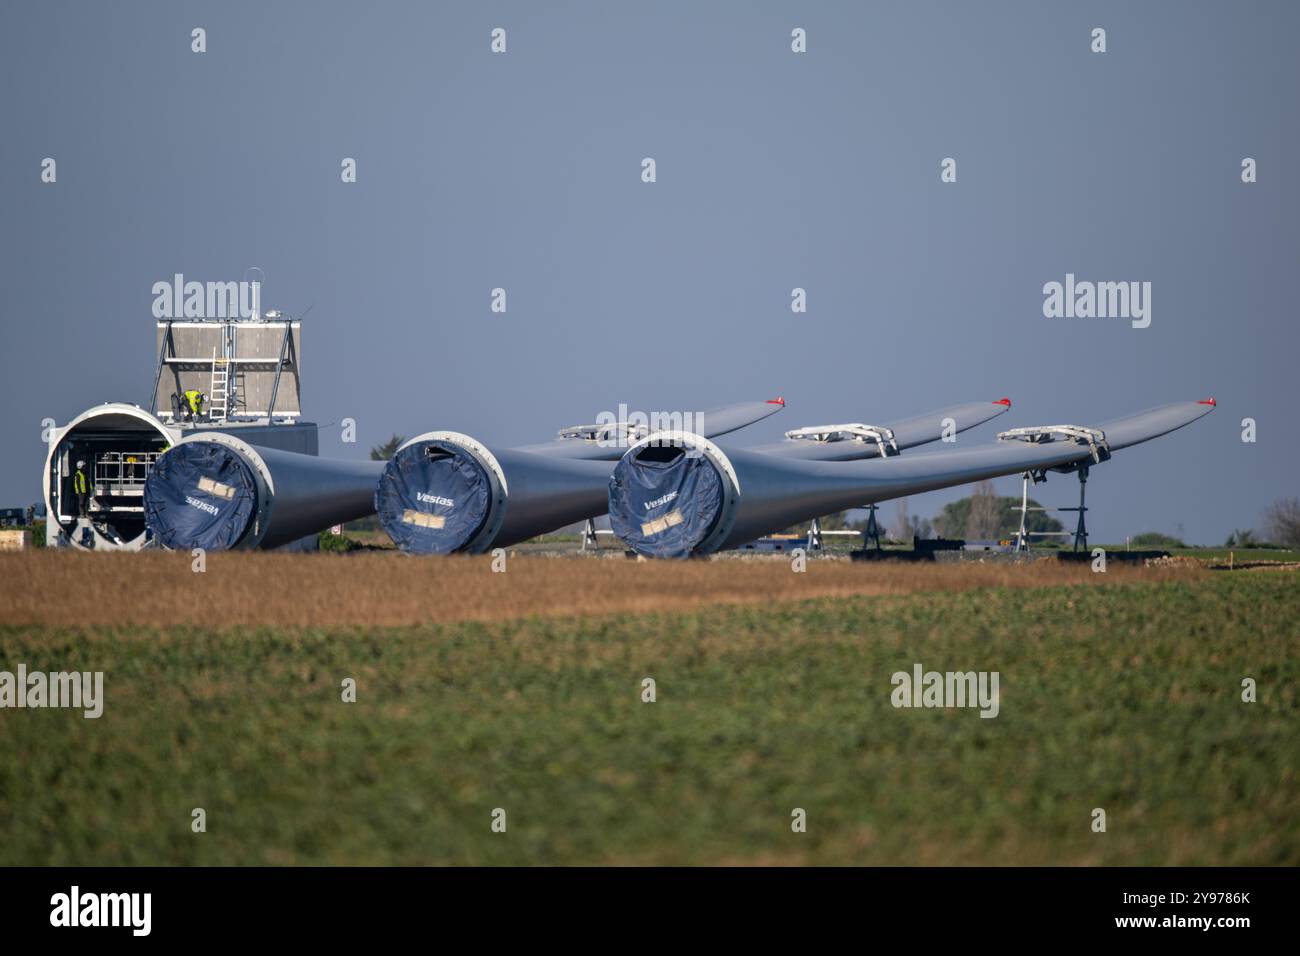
left=1130, top=531, right=1185, bottom=548
left=317, top=530, right=361, bottom=553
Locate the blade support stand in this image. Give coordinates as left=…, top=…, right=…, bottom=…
left=1011, top=464, right=1092, bottom=553
left=557, top=422, right=650, bottom=444
left=996, top=424, right=1110, bottom=464
left=784, top=423, right=900, bottom=459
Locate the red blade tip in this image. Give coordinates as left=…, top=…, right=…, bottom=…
left=767, top=396, right=785, bottom=406
left=994, top=397, right=1012, bottom=406
left=1198, top=397, right=1216, bottom=406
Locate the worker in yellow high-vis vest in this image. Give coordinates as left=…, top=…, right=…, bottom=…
left=74, top=459, right=90, bottom=517
left=184, top=389, right=205, bottom=421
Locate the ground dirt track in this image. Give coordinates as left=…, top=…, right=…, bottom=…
left=1, top=551, right=1209, bottom=629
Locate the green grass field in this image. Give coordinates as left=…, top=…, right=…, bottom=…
left=1164, top=547, right=1300, bottom=563
left=2, top=573, right=1296, bottom=865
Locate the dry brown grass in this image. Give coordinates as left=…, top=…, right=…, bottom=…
left=0, top=550, right=1205, bottom=630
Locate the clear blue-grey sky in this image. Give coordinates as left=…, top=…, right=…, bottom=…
left=2, top=1, right=1296, bottom=544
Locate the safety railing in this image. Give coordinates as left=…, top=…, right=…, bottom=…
left=93, top=451, right=163, bottom=496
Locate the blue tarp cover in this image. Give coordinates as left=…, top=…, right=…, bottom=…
left=144, top=442, right=257, bottom=550
left=375, top=440, right=492, bottom=554
left=607, top=448, right=723, bottom=558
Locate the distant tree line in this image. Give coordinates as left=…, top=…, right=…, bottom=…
left=931, top=480, right=1064, bottom=542
left=1129, top=532, right=1186, bottom=548
left=794, top=491, right=1300, bottom=551
left=1256, top=497, right=1300, bottom=548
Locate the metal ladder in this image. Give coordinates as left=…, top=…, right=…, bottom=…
left=208, top=348, right=229, bottom=421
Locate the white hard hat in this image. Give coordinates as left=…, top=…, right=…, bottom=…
left=77, top=459, right=86, bottom=467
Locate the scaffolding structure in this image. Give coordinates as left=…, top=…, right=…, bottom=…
left=150, top=309, right=302, bottom=424
left=92, top=450, right=164, bottom=501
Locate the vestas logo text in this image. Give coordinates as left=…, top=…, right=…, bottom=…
left=644, top=491, right=678, bottom=511
left=50, top=886, right=151, bottom=936
left=417, top=492, right=455, bottom=507
left=185, top=495, right=219, bottom=516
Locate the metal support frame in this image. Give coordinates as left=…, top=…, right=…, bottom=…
left=557, top=421, right=649, bottom=444
left=806, top=514, right=876, bottom=552
left=266, top=321, right=294, bottom=421
left=223, top=320, right=239, bottom=417
left=1012, top=469, right=1052, bottom=552
left=998, top=423, right=1107, bottom=555
left=784, top=423, right=900, bottom=459
left=93, top=451, right=163, bottom=497
left=997, top=424, right=1110, bottom=464
left=1014, top=472, right=1031, bottom=551
left=579, top=518, right=618, bottom=551
left=150, top=320, right=174, bottom=416
left=862, top=504, right=883, bottom=550
left=785, top=424, right=899, bottom=553
left=1062, top=465, right=1090, bottom=553
left=153, top=317, right=299, bottom=423
left=1011, top=466, right=1091, bottom=553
